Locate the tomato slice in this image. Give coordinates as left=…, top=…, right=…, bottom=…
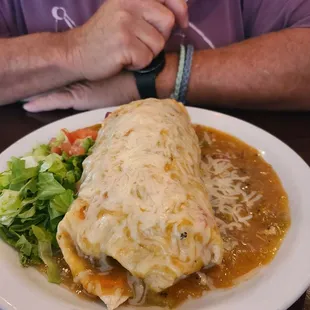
left=63, top=125, right=101, bottom=144
left=60, top=142, right=72, bottom=155
left=88, top=124, right=101, bottom=131
left=49, top=137, right=56, bottom=145
left=60, top=141, right=86, bottom=156
left=61, top=129, right=75, bottom=144
left=70, top=143, right=86, bottom=156
left=71, top=128, right=98, bottom=141
left=49, top=138, right=61, bottom=154
left=51, top=146, right=62, bottom=155
left=50, top=124, right=101, bottom=157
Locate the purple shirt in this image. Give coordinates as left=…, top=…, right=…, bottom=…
left=1, top=0, right=310, bottom=51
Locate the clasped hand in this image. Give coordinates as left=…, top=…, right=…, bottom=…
left=24, top=0, right=188, bottom=112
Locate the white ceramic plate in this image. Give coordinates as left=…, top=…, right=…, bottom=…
left=1, top=107, right=310, bottom=310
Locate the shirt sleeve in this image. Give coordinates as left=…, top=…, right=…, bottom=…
left=243, top=0, right=310, bottom=38
left=0, top=8, right=10, bottom=37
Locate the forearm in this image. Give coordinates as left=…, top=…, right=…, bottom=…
left=157, top=28, right=310, bottom=110
left=0, top=31, right=82, bottom=105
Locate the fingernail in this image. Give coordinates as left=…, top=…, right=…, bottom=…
left=23, top=104, right=36, bottom=112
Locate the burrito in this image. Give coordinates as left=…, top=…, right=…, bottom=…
left=57, top=98, right=223, bottom=309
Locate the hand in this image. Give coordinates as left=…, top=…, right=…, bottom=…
left=67, top=0, right=188, bottom=81
left=23, top=72, right=139, bottom=112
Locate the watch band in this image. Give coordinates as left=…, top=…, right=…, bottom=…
left=133, top=51, right=166, bottom=99
left=134, top=71, right=157, bottom=99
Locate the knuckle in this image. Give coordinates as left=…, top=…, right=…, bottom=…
left=163, top=11, right=175, bottom=30
left=155, top=35, right=165, bottom=54
left=115, top=10, right=132, bottom=25
left=134, top=49, right=152, bottom=69
left=159, top=35, right=165, bottom=49
left=115, top=12, right=133, bottom=47
left=142, top=52, right=153, bottom=67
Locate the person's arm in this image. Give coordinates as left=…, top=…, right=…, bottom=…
left=0, top=0, right=188, bottom=106
left=0, top=32, right=82, bottom=105
left=23, top=28, right=310, bottom=112
left=156, top=28, right=310, bottom=110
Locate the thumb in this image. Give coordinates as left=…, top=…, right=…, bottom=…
left=23, top=88, right=76, bottom=112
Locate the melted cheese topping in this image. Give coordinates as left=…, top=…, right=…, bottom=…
left=58, top=99, right=223, bottom=295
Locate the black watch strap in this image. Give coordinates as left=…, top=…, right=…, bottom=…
left=134, top=71, right=157, bottom=99
left=133, top=51, right=165, bottom=99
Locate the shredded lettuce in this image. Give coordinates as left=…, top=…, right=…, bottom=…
left=16, top=235, right=32, bottom=256
left=32, top=225, right=61, bottom=283
left=18, top=205, right=36, bottom=219
left=20, top=156, right=41, bottom=169
left=0, top=190, right=23, bottom=226
left=10, top=157, right=39, bottom=185
left=40, top=154, right=67, bottom=180
left=20, top=178, right=37, bottom=199
left=50, top=190, right=74, bottom=214
left=37, top=173, right=66, bottom=200
left=32, top=144, right=50, bottom=157
left=0, top=172, right=11, bottom=190
left=49, top=130, right=66, bottom=148
left=0, top=131, right=91, bottom=284
left=82, top=137, right=94, bottom=153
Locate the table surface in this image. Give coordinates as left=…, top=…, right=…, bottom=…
left=0, top=103, right=310, bottom=310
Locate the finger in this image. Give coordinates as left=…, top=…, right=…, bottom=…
left=158, top=0, right=188, bottom=28
left=133, top=19, right=165, bottom=57
left=23, top=89, right=75, bottom=112
left=125, top=37, right=154, bottom=71
left=137, top=0, right=176, bottom=40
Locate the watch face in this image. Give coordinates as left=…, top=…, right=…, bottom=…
left=136, top=51, right=165, bottom=74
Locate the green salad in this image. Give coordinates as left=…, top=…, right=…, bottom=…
left=0, top=125, right=100, bottom=283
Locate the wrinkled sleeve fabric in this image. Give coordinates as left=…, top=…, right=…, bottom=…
left=243, top=0, right=310, bottom=38
left=0, top=7, right=10, bottom=37
left=0, top=0, right=21, bottom=37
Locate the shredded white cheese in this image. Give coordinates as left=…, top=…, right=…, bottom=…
left=200, top=153, right=262, bottom=248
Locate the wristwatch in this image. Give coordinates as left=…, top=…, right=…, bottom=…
left=133, top=51, right=166, bottom=99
